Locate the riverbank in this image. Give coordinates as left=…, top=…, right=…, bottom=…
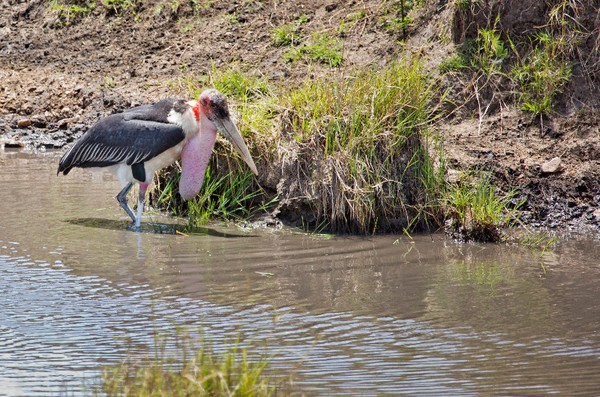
left=1, top=0, right=598, bottom=233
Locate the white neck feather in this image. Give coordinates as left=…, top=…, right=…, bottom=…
left=167, top=108, right=199, bottom=138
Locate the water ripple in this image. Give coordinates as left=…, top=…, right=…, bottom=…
left=1, top=151, right=600, bottom=396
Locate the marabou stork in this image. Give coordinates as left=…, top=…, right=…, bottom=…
left=57, top=89, right=258, bottom=228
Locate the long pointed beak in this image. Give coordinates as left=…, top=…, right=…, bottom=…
left=212, top=116, right=258, bottom=175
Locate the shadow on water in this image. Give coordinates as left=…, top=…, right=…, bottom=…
left=65, top=217, right=253, bottom=238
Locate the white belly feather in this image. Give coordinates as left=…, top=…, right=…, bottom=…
left=104, top=141, right=186, bottom=187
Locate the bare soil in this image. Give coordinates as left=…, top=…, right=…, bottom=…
left=1, top=0, right=598, bottom=232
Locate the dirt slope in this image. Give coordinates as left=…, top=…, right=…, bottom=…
left=1, top=0, right=598, bottom=232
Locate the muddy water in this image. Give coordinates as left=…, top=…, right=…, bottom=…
left=1, top=148, right=599, bottom=396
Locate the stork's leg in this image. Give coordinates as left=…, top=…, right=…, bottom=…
left=116, top=182, right=137, bottom=224
left=135, top=182, right=149, bottom=228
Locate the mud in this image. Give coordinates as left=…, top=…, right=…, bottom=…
left=1, top=0, right=598, bottom=232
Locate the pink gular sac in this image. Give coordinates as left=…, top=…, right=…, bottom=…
left=179, top=129, right=217, bottom=200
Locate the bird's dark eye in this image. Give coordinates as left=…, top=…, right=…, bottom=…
left=213, top=104, right=229, bottom=119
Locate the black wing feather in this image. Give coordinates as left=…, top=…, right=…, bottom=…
left=58, top=99, right=186, bottom=175
left=122, top=98, right=182, bottom=122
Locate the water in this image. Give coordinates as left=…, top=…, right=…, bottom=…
left=1, top=148, right=599, bottom=396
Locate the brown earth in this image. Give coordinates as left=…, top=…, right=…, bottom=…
left=1, top=0, right=599, bottom=232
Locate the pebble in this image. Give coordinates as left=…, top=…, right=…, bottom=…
left=17, top=119, right=32, bottom=128
left=1, top=139, right=24, bottom=148
left=446, top=169, right=461, bottom=183
left=541, top=157, right=562, bottom=174
left=57, top=117, right=79, bottom=129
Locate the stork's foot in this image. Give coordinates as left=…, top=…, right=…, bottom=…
left=116, top=182, right=137, bottom=224
left=127, top=223, right=142, bottom=232
left=135, top=182, right=148, bottom=230
left=116, top=182, right=148, bottom=232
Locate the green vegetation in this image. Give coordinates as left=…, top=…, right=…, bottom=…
left=50, top=0, right=96, bottom=24
left=277, top=58, right=438, bottom=233
left=210, top=66, right=272, bottom=103
left=100, top=0, right=139, bottom=14
left=185, top=168, right=273, bottom=224
left=92, top=330, right=276, bottom=397
left=346, top=10, right=366, bottom=23
left=473, top=24, right=508, bottom=76
left=49, top=0, right=138, bottom=20
left=271, top=15, right=310, bottom=51
left=179, top=22, right=194, bottom=33
left=155, top=59, right=442, bottom=234
left=337, top=10, right=367, bottom=34
left=272, top=14, right=342, bottom=67
left=448, top=2, right=581, bottom=118
left=103, top=76, right=119, bottom=88
left=443, top=173, right=523, bottom=242
left=154, top=0, right=213, bottom=15
left=438, top=54, right=469, bottom=73
left=453, top=0, right=475, bottom=10
left=380, top=0, right=423, bottom=39
left=282, top=59, right=430, bottom=155
left=50, top=0, right=216, bottom=18
left=154, top=165, right=274, bottom=226
left=163, top=59, right=530, bottom=240
left=450, top=19, right=508, bottom=77
left=295, top=14, right=309, bottom=24
left=511, top=31, right=572, bottom=116
left=223, top=12, right=241, bottom=25
left=283, top=33, right=344, bottom=67
left=272, top=23, right=300, bottom=47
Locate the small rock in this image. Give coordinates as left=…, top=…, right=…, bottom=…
left=446, top=168, right=461, bottom=183
left=17, top=119, right=32, bottom=128
left=20, top=103, right=33, bottom=114
left=541, top=157, right=562, bottom=174
left=31, top=116, right=47, bottom=128
left=57, top=117, right=79, bottom=129
left=1, top=139, right=24, bottom=148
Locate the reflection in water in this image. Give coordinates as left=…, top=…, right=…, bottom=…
left=1, top=148, right=600, bottom=396
left=65, top=217, right=252, bottom=238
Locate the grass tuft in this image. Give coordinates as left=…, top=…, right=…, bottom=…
left=50, top=0, right=96, bottom=25
left=443, top=172, right=524, bottom=242
left=439, top=53, right=469, bottom=73
left=283, top=33, right=343, bottom=67
left=209, top=65, right=272, bottom=103
left=511, top=31, right=572, bottom=116
left=472, top=22, right=508, bottom=76
left=92, top=329, right=276, bottom=397
left=153, top=163, right=274, bottom=227
left=272, top=23, right=300, bottom=47
left=380, top=0, right=423, bottom=39
left=278, top=58, right=440, bottom=233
